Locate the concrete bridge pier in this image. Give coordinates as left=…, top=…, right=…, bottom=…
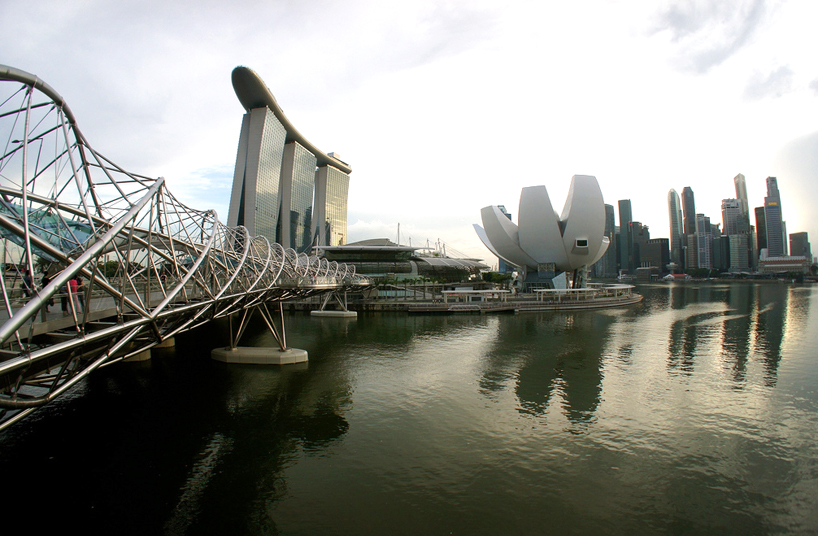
left=154, top=337, right=175, bottom=349
left=211, top=304, right=307, bottom=365
left=311, top=290, right=357, bottom=318
left=211, top=346, right=308, bottom=364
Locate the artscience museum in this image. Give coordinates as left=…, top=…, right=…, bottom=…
left=474, top=175, right=610, bottom=289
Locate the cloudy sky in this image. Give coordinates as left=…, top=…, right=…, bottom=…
left=3, top=0, right=816, bottom=264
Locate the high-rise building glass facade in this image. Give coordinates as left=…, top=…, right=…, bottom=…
left=733, top=173, right=751, bottom=233
left=313, top=165, right=350, bottom=247
left=681, top=187, right=696, bottom=236
left=721, top=199, right=742, bottom=236
left=764, top=176, right=784, bottom=257
left=790, top=232, right=811, bottom=260
left=279, top=142, right=318, bottom=252
left=228, top=107, right=287, bottom=239
left=681, top=187, right=697, bottom=269
left=728, top=234, right=750, bottom=272
left=667, top=189, right=683, bottom=269
left=755, top=206, right=767, bottom=252
left=227, top=67, right=351, bottom=251
left=602, top=204, right=617, bottom=277
left=618, top=199, right=633, bottom=274
left=696, top=214, right=712, bottom=269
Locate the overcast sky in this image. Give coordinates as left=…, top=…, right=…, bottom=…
left=3, top=0, right=817, bottom=264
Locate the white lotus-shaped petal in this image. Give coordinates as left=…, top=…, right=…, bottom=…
left=475, top=175, right=609, bottom=273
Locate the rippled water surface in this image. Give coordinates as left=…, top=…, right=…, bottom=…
left=2, top=283, right=817, bottom=535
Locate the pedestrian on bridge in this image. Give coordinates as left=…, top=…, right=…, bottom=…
left=41, top=271, right=54, bottom=312
left=22, top=272, right=33, bottom=298
left=76, top=276, right=86, bottom=310
left=68, top=276, right=80, bottom=315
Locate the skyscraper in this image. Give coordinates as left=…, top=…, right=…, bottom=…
left=631, top=221, right=650, bottom=268
left=721, top=199, right=742, bottom=236
left=227, top=67, right=352, bottom=250
left=592, top=204, right=617, bottom=278
left=681, top=187, right=696, bottom=237
left=755, top=206, right=767, bottom=252
left=313, top=162, right=351, bottom=247
left=681, top=187, right=697, bottom=269
left=764, top=177, right=785, bottom=257
left=667, top=189, right=683, bottom=270
left=728, top=234, right=750, bottom=272
left=279, top=141, right=318, bottom=251
left=228, top=106, right=287, bottom=240
left=733, top=173, right=751, bottom=231
left=618, top=199, right=633, bottom=274
left=696, top=214, right=712, bottom=269
left=790, top=232, right=812, bottom=260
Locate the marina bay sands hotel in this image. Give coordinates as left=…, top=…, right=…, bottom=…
left=227, top=66, right=351, bottom=250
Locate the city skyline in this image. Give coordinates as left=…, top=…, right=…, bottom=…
left=2, top=1, right=817, bottom=262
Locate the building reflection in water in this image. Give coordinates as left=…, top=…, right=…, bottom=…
left=479, top=311, right=614, bottom=427
left=657, top=282, right=809, bottom=387
left=159, top=317, right=354, bottom=534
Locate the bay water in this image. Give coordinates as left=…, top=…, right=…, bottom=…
left=1, top=282, right=816, bottom=535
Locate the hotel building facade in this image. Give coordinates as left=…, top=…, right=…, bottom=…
left=227, top=66, right=351, bottom=251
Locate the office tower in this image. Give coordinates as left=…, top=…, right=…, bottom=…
left=668, top=189, right=684, bottom=269
left=722, top=199, right=742, bottom=236
left=685, top=234, right=698, bottom=269
left=712, top=235, right=730, bottom=271
left=631, top=222, right=650, bottom=267
left=790, top=232, right=812, bottom=260
left=696, top=214, right=712, bottom=269
left=681, top=187, right=696, bottom=236
left=614, top=226, right=621, bottom=273
left=603, top=204, right=617, bottom=276
left=618, top=200, right=633, bottom=273
left=782, top=221, right=788, bottom=256
left=681, top=187, right=697, bottom=269
left=733, top=173, right=751, bottom=231
left=642, top=238, right=669, bottom=271
left=764, top=177, right=785, bottom=257
left=227, top=66, right=352, bottom=249
left=593, top=204, right=617, bottom=278
left=755, top=207, right=767, bottom=252
left=728, top=234, right=750, bottom=272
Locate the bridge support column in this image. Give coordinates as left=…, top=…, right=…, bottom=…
left=311, top=290, right=357, bottom=318
left=211, top=304, right=308, bottom=365
left=211, top=346, right=307, bottom=364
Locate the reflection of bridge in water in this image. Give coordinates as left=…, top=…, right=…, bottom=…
left=0, top=65, right=370, bottom=430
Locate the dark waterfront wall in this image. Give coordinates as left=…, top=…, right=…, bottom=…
left=1, top=282, right=817, bottom=535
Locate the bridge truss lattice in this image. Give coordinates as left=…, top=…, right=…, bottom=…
left=0, top=65, right=368, bottom=430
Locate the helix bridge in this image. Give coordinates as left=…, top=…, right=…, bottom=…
left=0, top=65, right=370, bottom=430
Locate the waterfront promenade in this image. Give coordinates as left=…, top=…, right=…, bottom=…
left=291, top=282, right=642, bottom=314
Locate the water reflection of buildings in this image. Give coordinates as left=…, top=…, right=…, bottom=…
left=664, top=283, right=808, bottom=386
left=163, top=320, right=353, bottom=533
left=479, top=312, right=613, bottom=426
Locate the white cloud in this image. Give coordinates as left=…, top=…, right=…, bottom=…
left=744, top=66, right=794, bottom=100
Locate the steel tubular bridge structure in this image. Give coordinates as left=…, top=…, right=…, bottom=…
left=0, top=65, right=369, bottom=430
